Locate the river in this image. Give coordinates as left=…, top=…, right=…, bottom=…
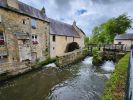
left=0, top=57, right=115, bottom=100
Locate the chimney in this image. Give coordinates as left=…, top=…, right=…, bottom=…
left=73, top=20, right=76, bottom=26
left=7, top=0, right=19, bottom=9
left=41, top=7, right=46, bottom=15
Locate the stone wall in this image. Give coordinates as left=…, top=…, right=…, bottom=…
left=56, top=49, right=87, bottom=67
left=0, top=6, right=50, bottom=78
left=0, top=7, right=50, bottom=63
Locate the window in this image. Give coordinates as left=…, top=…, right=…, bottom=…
left=118, top=42, right=121, bottom=44
left=53, top=35, right=55, bottom=42
left=32, top=35, right=38, bottom=44
left=0, top=32, right=5, bottom=45
left=31, top=19, right=36, bottom=29
left=23, top=19, right=26, bottom=24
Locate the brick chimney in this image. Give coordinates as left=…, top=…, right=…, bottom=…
left=7, top=0, right=19, bottom=9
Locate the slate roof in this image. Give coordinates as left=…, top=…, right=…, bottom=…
left=18, top=2, right=47, bottom=21
left=0, top=0, right=6, bottom=7
left=115, top=34, right=133, bottom=40
left=49, top=19, right=80, bottom=37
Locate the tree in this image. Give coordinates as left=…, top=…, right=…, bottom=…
left=84, top=36, right=89, bottom=47
left=90, top=14, right=132, bottom=44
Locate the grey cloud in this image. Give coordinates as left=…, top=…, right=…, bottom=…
left=54, top=0, right=72, bottom=13
left=19, top=0, right=133, bottom=35
left=92, top=0, right=133, bottom=4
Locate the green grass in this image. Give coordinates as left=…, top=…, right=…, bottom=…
left=101, top=53, right=130, bottom=100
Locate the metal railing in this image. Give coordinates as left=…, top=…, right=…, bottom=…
left=125, top=49, right=133, bottom=100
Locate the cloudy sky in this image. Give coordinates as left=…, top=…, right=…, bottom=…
left=19, top=0, right=133, bottom=36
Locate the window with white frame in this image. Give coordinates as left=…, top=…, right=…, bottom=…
left=32, top=35, right=38, bottom=44
left=31, top=19, right=36, bottom=29
left=0, top=32, right=5, bottom=45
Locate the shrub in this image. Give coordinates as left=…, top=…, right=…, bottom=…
left=92, top=47, right=102, bottom=66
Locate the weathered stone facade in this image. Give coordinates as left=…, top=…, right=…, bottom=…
left=0, top=0, right=50, bottom=75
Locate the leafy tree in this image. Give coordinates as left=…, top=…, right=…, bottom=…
left=90, top=14, right=132, bottom=44
left=84, top=36, right=89, bottom=47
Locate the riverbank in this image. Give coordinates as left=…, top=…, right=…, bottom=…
left=0, top=56, right=109, bottom=100
left=101, top=53, right=129, bottom=100
left=0, top=49, right=89, bottom=82
left=0, top=58, right=56, bottom=82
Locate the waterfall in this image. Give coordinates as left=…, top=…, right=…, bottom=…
left=101, top=61, right=115, bottom=72
left=82, top=57, right=93, bottom=65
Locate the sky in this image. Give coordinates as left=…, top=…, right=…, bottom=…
left=19, top=0, right=133, bottom=36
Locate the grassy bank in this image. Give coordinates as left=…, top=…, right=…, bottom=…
left=101, top=53, right=130, bottom=100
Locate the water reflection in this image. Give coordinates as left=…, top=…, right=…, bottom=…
left=0, top=57, right=114, bottom=100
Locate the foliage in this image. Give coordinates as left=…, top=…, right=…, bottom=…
left=101, top=53, right=130, bottom=100
left=32, top=58, right=56, bottom=69
left=84, top=36, right=89, bottom=48
left=90, top=14, right=132, bottom=44
left=92, top=47, right=102, bottom=66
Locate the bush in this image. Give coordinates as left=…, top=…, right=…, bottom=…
left=92, top=47, right=102, bottom=66
left=32, top=58, right=56, bottom=69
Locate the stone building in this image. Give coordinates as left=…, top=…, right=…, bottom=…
left=49, top=19, right=85, bottom=58
left=0, top=0, right=85, bottom=75
left=114, top=33, right=133, bottom=50
left=0, top=0, right=50, bottom=70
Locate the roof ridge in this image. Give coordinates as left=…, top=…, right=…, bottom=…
left=18, top=1, right=42, bottom=12
left=49, top=18, right=72, bottom=26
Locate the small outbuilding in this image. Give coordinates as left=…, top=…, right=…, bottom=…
left=114, top=33, right=133, bottom=50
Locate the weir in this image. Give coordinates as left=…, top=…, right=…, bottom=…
left=88, top=44, right=127, bottom=61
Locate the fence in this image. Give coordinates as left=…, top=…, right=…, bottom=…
left=125, top=49, right=133, bottom=100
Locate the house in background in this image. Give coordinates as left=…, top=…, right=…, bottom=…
left=114, top=33, right=133, bottom=50
left=49, top=19, right=85, bottom=58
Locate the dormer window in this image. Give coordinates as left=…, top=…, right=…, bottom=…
left=31, top=19, right=36, bottom=29
left=0, top=32, right=5, bottom=45
left=32, top=35, right=38, bottom=44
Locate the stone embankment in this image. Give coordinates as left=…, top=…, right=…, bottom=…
left=0, top=49, right=88, bottom=81
left=56, top=49, right=88, bottom=67
left=0, top=62, right=31, bottom=81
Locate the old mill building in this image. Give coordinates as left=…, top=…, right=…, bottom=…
left=0, top=0, right=85, bottom=69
